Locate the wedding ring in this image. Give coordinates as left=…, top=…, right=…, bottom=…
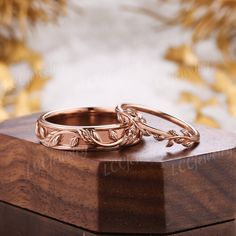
left=116, top=103, right=200, bottom=148
left=35, top=107, right=142, bottom=151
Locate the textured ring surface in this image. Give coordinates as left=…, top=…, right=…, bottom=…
left=36, top=107, right=142, bottom=151
left=116, top=103, right=200, bottom=148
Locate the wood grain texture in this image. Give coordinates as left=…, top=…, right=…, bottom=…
left=0, top=201, right=235, bottom=236
left=0, top=113, right=235, bottom=234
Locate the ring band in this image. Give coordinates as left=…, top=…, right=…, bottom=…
left=35, top=107, right=142, bottom=151
left=116, top=103, right=200, bottom=148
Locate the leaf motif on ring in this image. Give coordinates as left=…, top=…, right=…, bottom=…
left=181, top=129, right=191, bottom=137
left=49, top=134, right=62, bottom=147
left=80, top=129, right=93, bottom=142
left=91, top=130, right=102, bottom=142
left=39, top=126, right=47, bottom=139
left=183, top=141, right=193, bottom=148
left=70, top=136, right=80, bottom=147
left=154, top=134, right=165, bottom=141
left=109, top=129, right=119, bottom=141
left=166, top=139, right=174, bottom=147
left=168, top=130, right=178, bottom=136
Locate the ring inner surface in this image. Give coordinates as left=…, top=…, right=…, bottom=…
left=46, top=110, right=119, bottom=126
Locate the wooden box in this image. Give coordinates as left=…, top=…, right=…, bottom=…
left=0, top=113, right=235, bottom=235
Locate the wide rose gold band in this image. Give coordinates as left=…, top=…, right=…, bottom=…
left=35, top=107, right=142, bottom=151
left=36, top=104, right=200, bottom=151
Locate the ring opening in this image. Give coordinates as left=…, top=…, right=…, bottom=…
left=45, top=108, right=119, bottom=126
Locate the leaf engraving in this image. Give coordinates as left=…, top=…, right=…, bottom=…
left=181, top=129, right=191, bottom=137
left=168, top=130, right=178, bottom=136
left=91, top=130, right=101, bottom=142
left=166, top=139, right=174, bottom=147
left=39, top=126, right=46, bottom=139
left=80, top=129, right=92, bottom=142
left=49, top=134, right=61, bottom=147
left=109, top=129, right=119, bottom=141
left=70, top=137, right=79, bottom=147
left=154, top=134, right=165, bottom=141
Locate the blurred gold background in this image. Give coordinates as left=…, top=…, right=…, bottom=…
left=0, top=0, right=235, bottom=129
left=0, top=0, right=65, bottom=120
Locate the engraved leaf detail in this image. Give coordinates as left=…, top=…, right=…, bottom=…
left=109, top=129, right=119, bottom=141
left=92, top=130, right=102, bottom=142
left=181, top=129, right=191, bottom=137
left=49, top=134, right=61, bottom=147
left=39, top=126, right=46, bottom=139
left=168, top=130, right=178, bottom=136
left=151, top=128, right=196, bottom=148
left=154, top=134, right=165, bottom=141
left=166, top=139, right=174, bottom=147
left=36, top=121, right=141, bottom=148
left=183, top=141, right=193, bottom=148
left=80, top=129, right=92, bottom=142
left=70, top=136, right=80, bottom=147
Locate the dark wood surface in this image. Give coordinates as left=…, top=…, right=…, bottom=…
left=0, top=201, right=235, bottom=236
left=0, top=113, right=235, bottom=234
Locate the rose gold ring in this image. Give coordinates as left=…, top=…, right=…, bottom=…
left=35, top=107, right=142, bottom=151
left=116, top=103, right=200, bottom=148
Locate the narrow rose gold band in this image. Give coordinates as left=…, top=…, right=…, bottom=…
left=35, top=107, right=142, bottom=151
left=116, top=104, right=200, bottom=148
